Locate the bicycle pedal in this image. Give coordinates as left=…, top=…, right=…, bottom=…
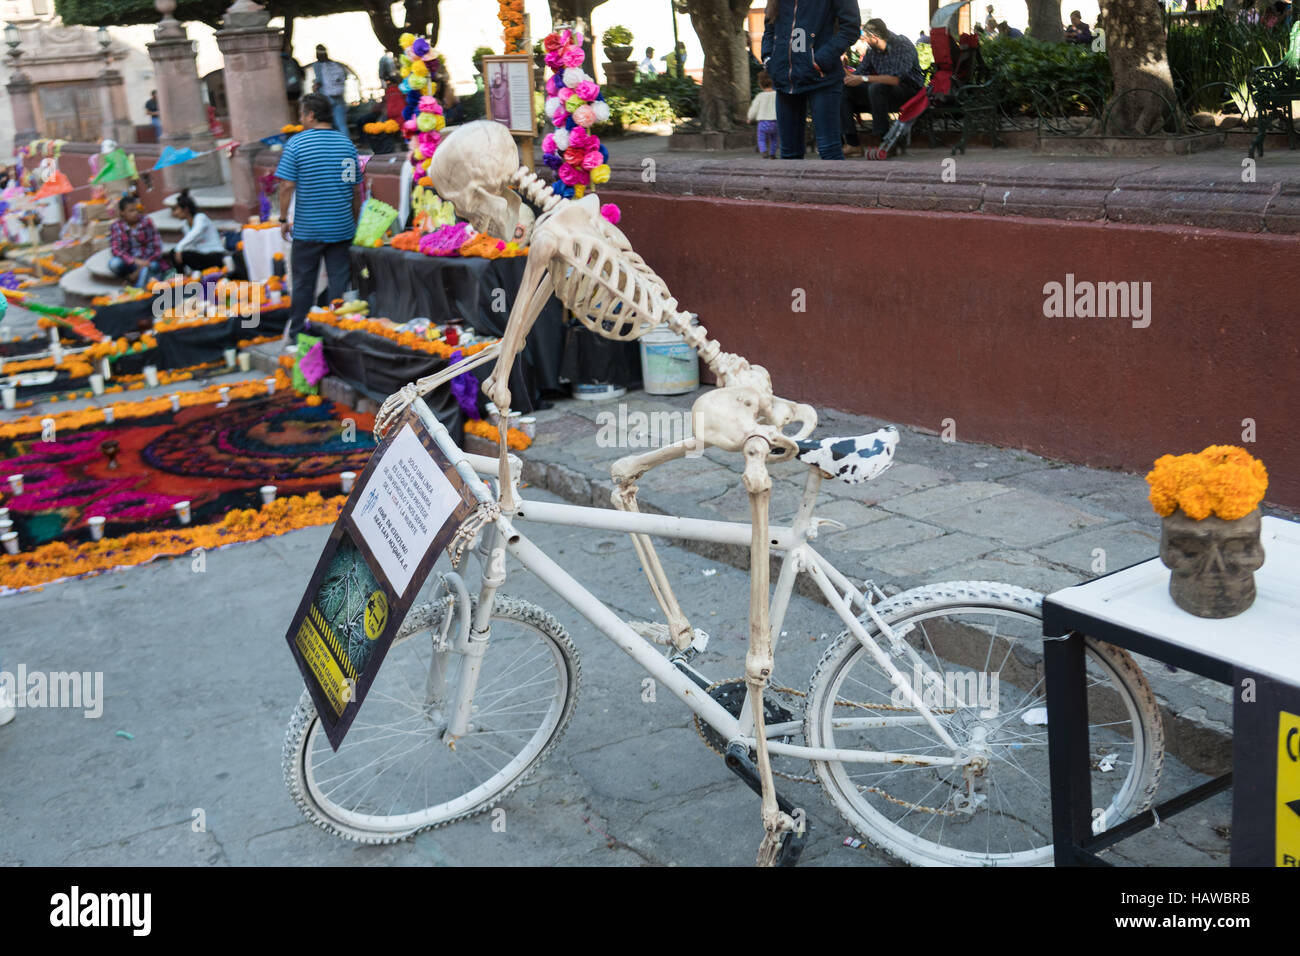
left=776, top=823, right=808, bottom=867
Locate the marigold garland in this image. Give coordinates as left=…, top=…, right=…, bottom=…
left=499, top=0, right=526, bottom=53
left=0, top=370, right=292, bottom=440
left=463, top=418, right=531, bottom=450
left=307, top=312, right=495, bottom=360
left=0, top=492, right=346, bottom=592
left=1146, top=445, right=1268, bottom=521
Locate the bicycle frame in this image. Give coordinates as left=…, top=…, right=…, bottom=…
left=413, top=399, right=970, bottom=772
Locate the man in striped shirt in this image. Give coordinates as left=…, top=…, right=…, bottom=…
left=276, top=91, right=360, bottom=335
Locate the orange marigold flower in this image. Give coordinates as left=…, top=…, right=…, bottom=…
left=1146, top=445, right=1267, bottom=521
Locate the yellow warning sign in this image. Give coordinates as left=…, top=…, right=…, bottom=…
left=365, top=590, right=388, bottom=641
left=295, top=614, right=352, bottom=717
left=1278, top=710, right=1300, bottom=867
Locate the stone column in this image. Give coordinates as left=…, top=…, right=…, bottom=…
left=5, top=69, right=39, bottom=147
left=147, top=17, right=223, bottom=190
left=215, top=1, right=291, bottom=221
left=96, top=66, right=136, bottom=146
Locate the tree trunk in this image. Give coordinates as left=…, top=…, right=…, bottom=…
left=361, top=0, right=441, bottom=54
left=687, top=0, right=751, bottom=132
left=549, top=0, right=609, bottom=76
left=1026, top=0, right=1064, bottom=42
left=1100, top=0, right=1177, bottom=134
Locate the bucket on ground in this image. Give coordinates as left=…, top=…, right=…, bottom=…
left=639, top=327, right=699, bottom=395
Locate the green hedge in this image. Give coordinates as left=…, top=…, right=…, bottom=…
left=979, top=36, right=1111, bottom=114
left=600, top=74, right=700, bottom=131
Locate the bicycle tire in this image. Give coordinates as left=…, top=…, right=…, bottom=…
left=283, top=594, right=581, bottom=845
left=804, top=580, right=1162, bottom=866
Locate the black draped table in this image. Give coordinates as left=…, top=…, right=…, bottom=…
left=309, top=320, right=466, bottom=442
left=348, top=245, right=640, bottom=407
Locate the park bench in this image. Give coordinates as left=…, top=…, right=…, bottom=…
left=1247, top=22, right=1300, bottom=158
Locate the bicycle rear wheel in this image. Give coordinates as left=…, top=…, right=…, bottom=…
left=804, top=581, right=1162, bottom=866
left=283, top=594, right=580, bottom=844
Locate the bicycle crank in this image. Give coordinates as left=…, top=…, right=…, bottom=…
left=723, top=742, right=808, bottom=867
left=694, top=678, right=798, bottom=757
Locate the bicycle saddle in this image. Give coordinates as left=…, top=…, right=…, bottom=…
left=796, top=426, right=898, bottom=484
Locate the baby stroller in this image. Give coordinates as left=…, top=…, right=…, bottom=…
left=871, top=0, right=986, bottom=159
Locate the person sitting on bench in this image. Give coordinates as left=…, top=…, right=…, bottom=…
left=841, top=18, right=925, bottom=155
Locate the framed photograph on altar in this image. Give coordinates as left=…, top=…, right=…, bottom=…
left=481, top=54, right=536, bottom=135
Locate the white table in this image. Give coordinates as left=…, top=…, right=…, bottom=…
left=1042, top=515, right=1300, bottom=866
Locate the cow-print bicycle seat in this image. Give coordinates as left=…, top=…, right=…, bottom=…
left=795, top=426, right=898, bottom=484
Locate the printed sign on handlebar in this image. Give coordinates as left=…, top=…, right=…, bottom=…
left=284, top=409, right=479, bottom=750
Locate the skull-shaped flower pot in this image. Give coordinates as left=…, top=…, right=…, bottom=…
left=1159, top=507, right=1264, bottom=618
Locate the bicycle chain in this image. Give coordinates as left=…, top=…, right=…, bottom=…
left=693, top=679, right=962, bottom=815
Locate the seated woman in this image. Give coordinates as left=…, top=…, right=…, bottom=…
left=170, top=189, right=227, bottom=274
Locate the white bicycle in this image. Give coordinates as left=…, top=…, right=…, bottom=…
left=284, top=399, right=1163, bottom=866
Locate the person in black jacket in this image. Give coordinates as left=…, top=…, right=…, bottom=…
left=761, top=0, right=861, bottom=160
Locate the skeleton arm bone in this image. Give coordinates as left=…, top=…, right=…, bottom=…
left=484, top=230, right=560, bottom=513
left=374, top=342, right=503, bottom=439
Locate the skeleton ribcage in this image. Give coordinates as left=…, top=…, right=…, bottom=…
left=552, top=235, right=679, bottom=341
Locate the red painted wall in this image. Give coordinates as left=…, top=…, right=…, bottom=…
left=601, top=191, right=1300, bottom=509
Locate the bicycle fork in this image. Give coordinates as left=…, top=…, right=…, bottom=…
left=442, top=521, right=509, bottom=745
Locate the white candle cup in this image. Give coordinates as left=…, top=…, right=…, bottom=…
left=237, top=352, right=251, bottom=372
left=269, top=291, right=282, bottom=305
left=170, top=393, right=181, bottom=412
left=100, top=357, right=112, bottom=380
left=264, top=378, right=276, bottom=395
left=1, top=531, right=17, bottom=555
left=173, top=500, right=192, bottom=525
left=103, top=407, right=115, bottom=424
left=217, top=386, right=231, bottom=406
left=0, top=519, right=12, bottom=536
left=223, top=348, right=237, bottom=369
left=7, top=474, right=23, bottom=494
left=89, top=373, right=105, bottom=395
left=88, top=516, right=106, bottom=540
left=1, top=387, right=15, bottom=411
left=340, top=471, right=356, bottom=493
left=259, top=485, right=277, bottom=505
left=0, top=507, right=9, bottom=521
left=143, top=365, right=159, bottom=388
left=519, top=416, right=536, bottom=439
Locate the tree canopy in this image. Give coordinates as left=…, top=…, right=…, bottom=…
left=54, top=1, right=442, bottom=50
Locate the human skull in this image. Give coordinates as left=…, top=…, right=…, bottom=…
left=1159, top=508, right=1264, bottom=618
left=429, top=121, right=534, bottom=244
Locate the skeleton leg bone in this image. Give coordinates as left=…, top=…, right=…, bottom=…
left=740, top=435, right=794, bottom=866
left=611, top=439, right=705, bottom=651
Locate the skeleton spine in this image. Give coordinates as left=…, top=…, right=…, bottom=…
left=509, top=167, right=739, bottom=382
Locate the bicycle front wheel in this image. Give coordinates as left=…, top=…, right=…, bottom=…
left=283, top=594, right=580, bottom=844
left=804, top=581, right=1162, bottom=866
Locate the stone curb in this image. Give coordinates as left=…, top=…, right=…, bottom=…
left=604, top=152, right=1300, bottom=234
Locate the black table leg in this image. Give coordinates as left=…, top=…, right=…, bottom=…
left=1046, top=631, right=1094, bottom=866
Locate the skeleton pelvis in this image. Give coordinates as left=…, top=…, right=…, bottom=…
left=692, top=386, right=807, bottom=460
